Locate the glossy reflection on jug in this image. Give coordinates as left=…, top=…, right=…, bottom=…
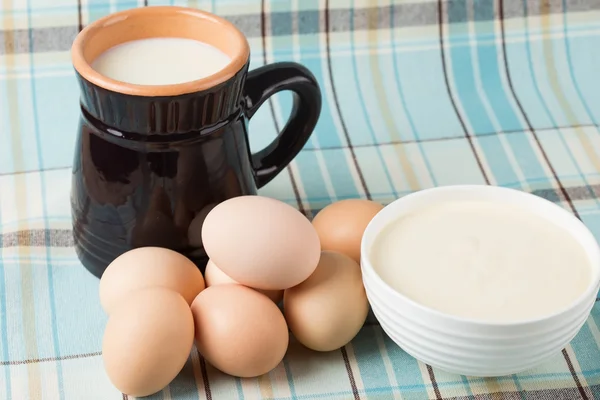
left=72, top=111, right=257, bottom=278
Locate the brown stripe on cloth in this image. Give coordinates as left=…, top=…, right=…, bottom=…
left=260, top=0, right=306, bottom=217
left=340, top=347, right=360, bottom=400
left=483, top=378, right=508, bottom=400
left=0, top=165, right=71, bottom=177
left=0, top=351, right=101, bottom=366
left=437, top=0, right=491, bottom=186
left=76, top=0, right=82, bottom=32
left=325, top=0, right=371, bottom=201
left=0, top=229, right=74, bottom=247
left=426, top=364, right=443, bottom=399
left=5, top=181, right=600, bottom=249
left=2, top=0, right=600, bottom=55
left=200, top=356, right=212, bottom=400
left=562, top=348, right=590, bottom=400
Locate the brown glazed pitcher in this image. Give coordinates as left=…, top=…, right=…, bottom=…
left=70, top=6, right=321, bottom=278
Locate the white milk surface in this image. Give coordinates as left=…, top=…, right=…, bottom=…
left=92, top=38, right=232, bottom=85
left=370, top=201, right=592, bottom=322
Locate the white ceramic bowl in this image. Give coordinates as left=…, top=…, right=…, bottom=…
left=360, top=185, right=600, bottom=377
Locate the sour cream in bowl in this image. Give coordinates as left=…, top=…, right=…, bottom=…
left=360, top=185, right=600, bottom=377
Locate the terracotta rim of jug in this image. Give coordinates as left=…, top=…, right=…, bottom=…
left=71, top=6, right=251, bottom=97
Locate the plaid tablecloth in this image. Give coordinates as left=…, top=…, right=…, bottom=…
left=1, top=0, right=600, bottom=399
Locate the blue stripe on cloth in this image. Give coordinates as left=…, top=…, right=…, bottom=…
left=117, top=2, right=139, bottom=12
left=393, top=46, right=466, bottom=141
left=351, top=327, right=396, bottom=397
left=264, top=9, right=332, bottom=206
left=569, top=322, right=600, bottom=379
left=86, top=0, right=110, bottom=23
left=50, top=267, right=106, bottom=355
left=26, top=5, right=65, bottom=398
left=246, top=54, right=282, bottom=155
left=290, top=17, right=363, bottom=201
left=446, top=5, right=495, bottom=135
left=33, top=75, right=79, bottom=177
left=459, top=375, right=474, bottom=398
left=327, top=51, right=377, bottom=148
left=445, top=1, right=520, bottom=186
left=502, top=40, right=554, bottom=130
left=282, top=359, right=297, bottom=399
left=235, top=377, right=245, bottom=399
left=166, top=356, right=201, bottom=400
left=295, top=54, right=347, bottom=143
left=381, top=332, right=428, bottom=400
left=472, top=1, right=550, bottom=188
left=474, top=0, right=523, bottom=133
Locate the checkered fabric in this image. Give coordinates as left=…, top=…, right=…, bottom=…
left=1, top=0, right=600, bottom=399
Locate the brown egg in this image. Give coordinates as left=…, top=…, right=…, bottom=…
left=283, top=251, right=369, bottom=352
left=99, top=247, right=205, bottom=314
left=102, top=288, right=195, bottom=397
left=191, top=284, right=289, bottom=377
left=205, top=259, right=283, bottom=303
left=312, top=199, right=384, bottom=263
left=202, top=195, right=320, bottom=290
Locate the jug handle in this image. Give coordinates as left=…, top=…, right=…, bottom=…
left=243, top=62, right=322, bottom=189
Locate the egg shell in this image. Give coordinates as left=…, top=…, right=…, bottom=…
left=201, top=195, right=321, bottom=290
left=102, top=288, right=195, bottom=397
left=312, top=199, right=384, bottom=263
left=205, top=259, right=283, bottom=303
left=191, top=284, right=289, bottom=378
left=99, top=247, right=205, bottom=315
left=283, top=251, right=369, bottom=352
